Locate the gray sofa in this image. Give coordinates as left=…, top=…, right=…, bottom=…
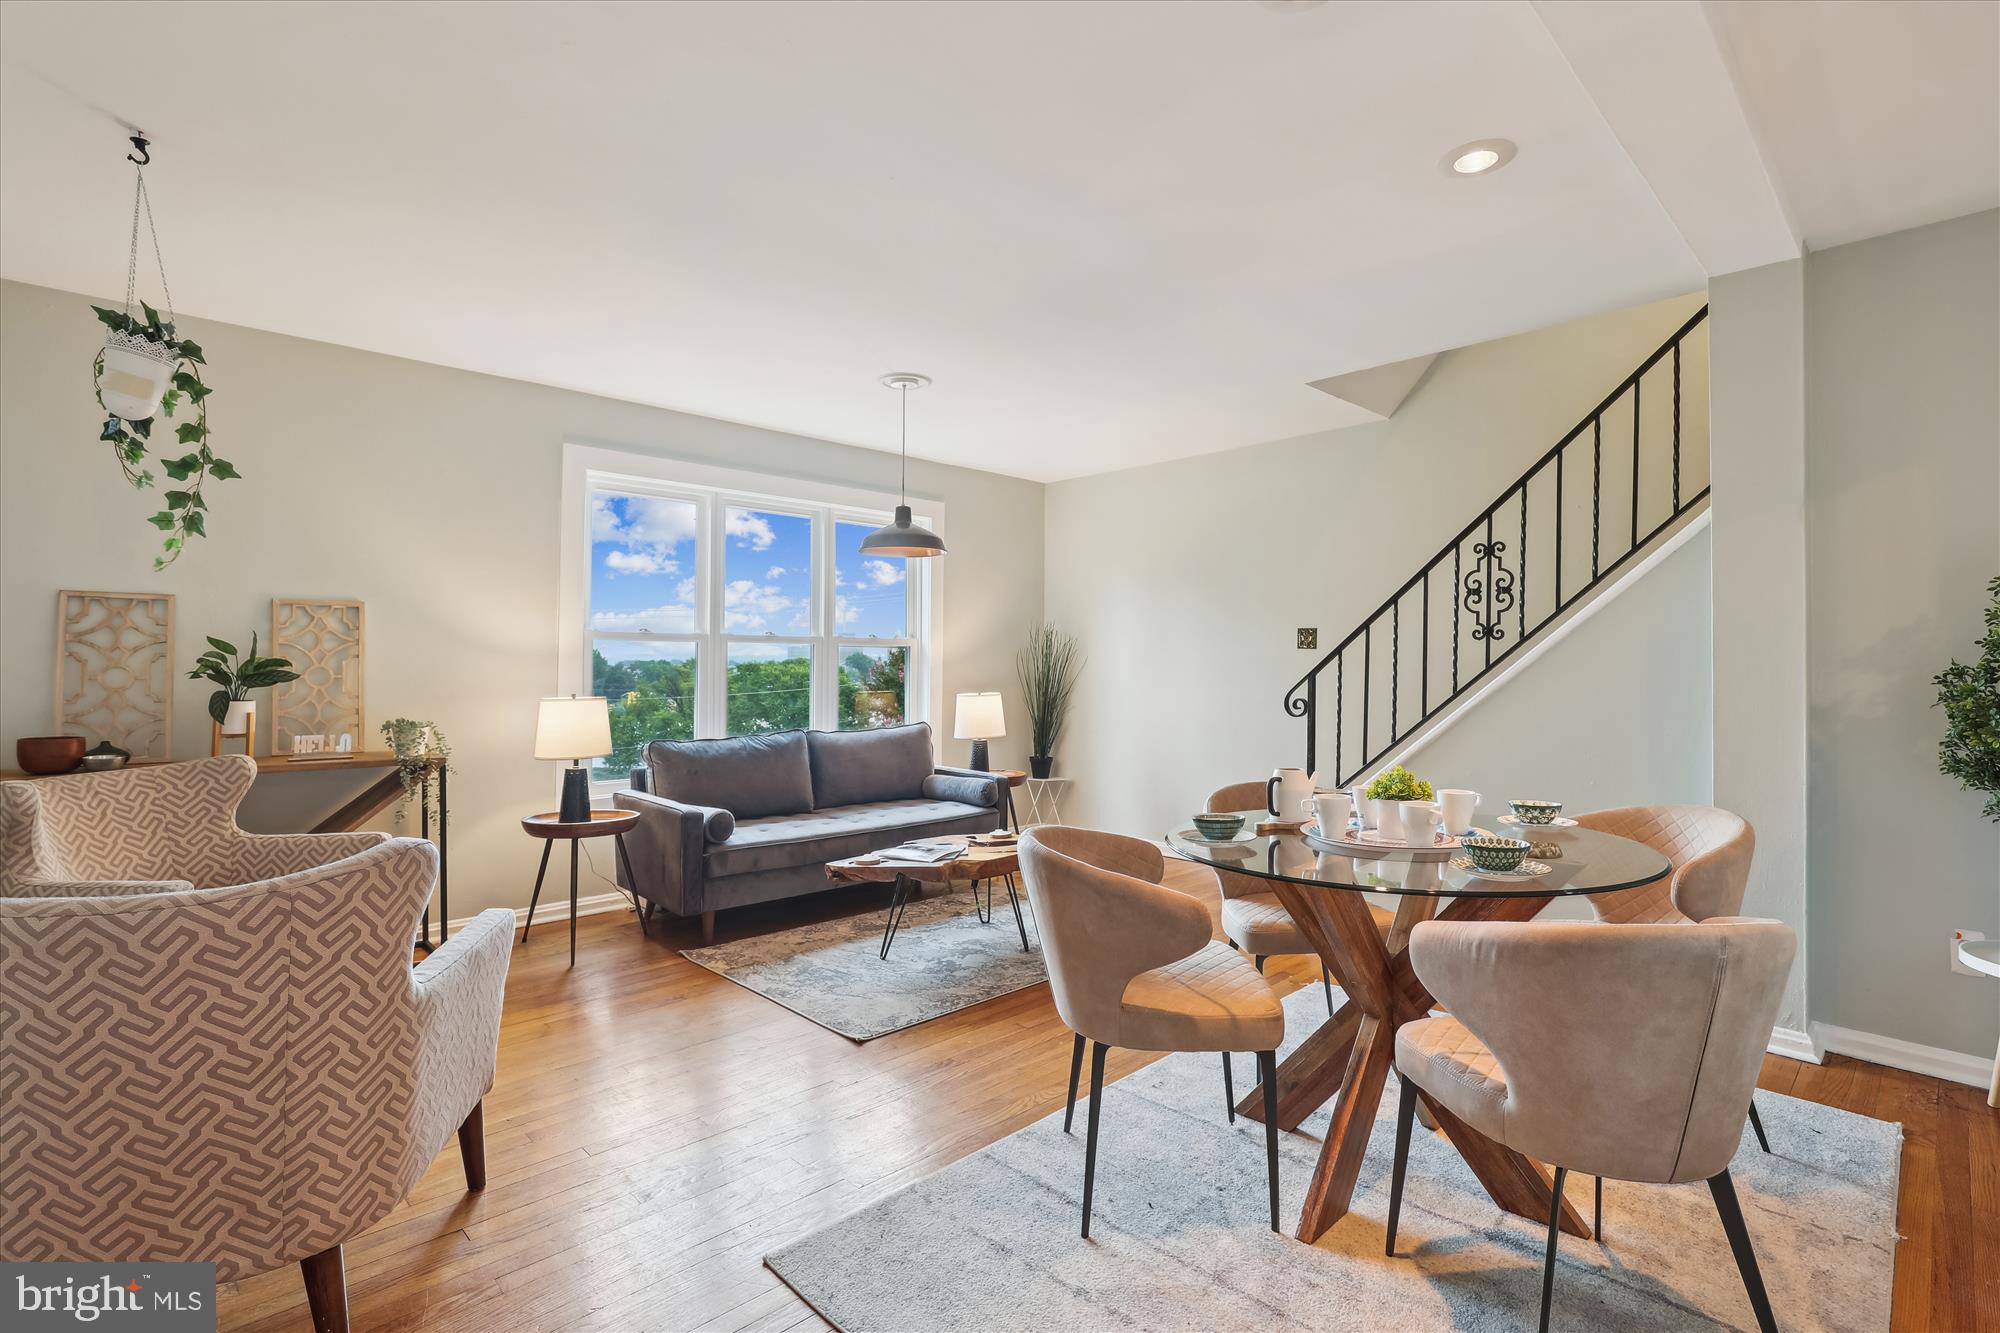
left=614, top=722, right=1005, bottom=941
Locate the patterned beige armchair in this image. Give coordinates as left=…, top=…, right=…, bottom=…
left=0, top=754, right=390, bottom=895
left=0, top=761, right=515, bottom=1333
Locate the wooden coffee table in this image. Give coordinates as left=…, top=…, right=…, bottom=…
left=826, top=835, right=1031, bottom=959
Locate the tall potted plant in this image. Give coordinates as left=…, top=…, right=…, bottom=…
left=1016, top=623, right=1081, bottom=780
left=1934, top=576, right=2000, bottom=822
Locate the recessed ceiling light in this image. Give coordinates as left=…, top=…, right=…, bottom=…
left=1442, top=139, right=1517, bottom=177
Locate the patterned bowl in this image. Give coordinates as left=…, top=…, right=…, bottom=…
left=1460, top=836, right=1531, bottom=872
left=1507, top=799, right=1564, bottom=826
left=1190, top=813, right=1246, bottom=841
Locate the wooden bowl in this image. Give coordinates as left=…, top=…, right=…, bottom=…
left=16, top=735, right=86, bottom=775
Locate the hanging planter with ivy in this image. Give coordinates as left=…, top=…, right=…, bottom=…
left=91, top=134, right=239, bottom=571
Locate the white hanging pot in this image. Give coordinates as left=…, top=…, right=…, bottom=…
left=221, top=699, right=256, bottom=736
left=97, top=328, right=178, bottom=421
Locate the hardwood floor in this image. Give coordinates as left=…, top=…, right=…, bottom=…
left=221, top=859, right=1998, bottom=1332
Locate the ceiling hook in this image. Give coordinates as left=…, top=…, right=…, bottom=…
left=126, top=134, right=151, bottom=167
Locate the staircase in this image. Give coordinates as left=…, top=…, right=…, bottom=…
left=1287, top=305, right=1711, bottom=786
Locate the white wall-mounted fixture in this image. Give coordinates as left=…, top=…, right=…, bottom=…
left=1442, top=138, right=1517, bottom=176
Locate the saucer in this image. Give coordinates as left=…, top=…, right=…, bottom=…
left=1499, top=814, right=1577, bottom=829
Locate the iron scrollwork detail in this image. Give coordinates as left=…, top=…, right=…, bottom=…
left=1463, top=540, right=1517, bottom=643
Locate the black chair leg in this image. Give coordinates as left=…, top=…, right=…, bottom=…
left=1386, top=1074, right=1418, bottom=1255
left=1253, top=954, right=1266, bottom=974
left=1063, top=1032, right=1084, bottom=1133
left=1595, top=1174, right=1604, bottom=1240
left=1321, top=961, right=1334, bottom=1016
left=1222, top=1052, right=1236, bottom=1124
left=1081, top=1040, right=1109, bottom=1238
left=1709, top=1169, right=1779, bottom=1333
left=1259, top=1049, right=1280, bottom=1233
left=1747, top=1099, right=1772, bottom=1154
left=1539, top=1165, right=1568, bottom=1333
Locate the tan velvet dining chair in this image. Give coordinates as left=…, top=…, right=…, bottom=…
left=1019, top=826, right=1285, bottom=1236
left=1384, top=917, right=1795, bottom=1333
left=1205, top=780, right=1393, bottom=1011
left=1573, top=804, right=1773, bottom=1158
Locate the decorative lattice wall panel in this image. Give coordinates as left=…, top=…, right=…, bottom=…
left=54, top=590, right=175, bottom=759
left=270, top=598, right=365, bottom=753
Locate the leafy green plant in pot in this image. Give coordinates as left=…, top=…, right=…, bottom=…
left=382, top=718, right=453, bottom=829
left=1364, top=764, right=1434, bottom=832
left=1016, top=623, right=1081, bottom=780
left=92, top=304, right=238, bottom=571
left=1933, top=575, right=2000, bottom=823
left=187, top=634, right=300, bottom=745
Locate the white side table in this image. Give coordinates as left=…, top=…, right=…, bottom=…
left=1956, top=937, right=2000, bottom=1107
left=1023, top=776, right=1073, bottom=828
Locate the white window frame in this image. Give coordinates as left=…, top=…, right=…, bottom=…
left=558, top=443, right=945, bottom=789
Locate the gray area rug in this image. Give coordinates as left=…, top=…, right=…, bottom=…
left=682, top=887, right=1047, bottom=1041
left=767, top=986, right=1901, bottom=1331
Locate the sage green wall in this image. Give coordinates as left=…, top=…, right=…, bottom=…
left=1041, top=293, right=1711, bottom=839
left=0, top=278, right=1046, bottom=922
left=1803, top=210, right=2000, bottom=1063
left=1708, top=257, right=1812, bottom=1036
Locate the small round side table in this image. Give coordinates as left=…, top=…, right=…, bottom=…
left=990, top=768, right=1028, bottom=831
left=521, top=810, right=641, bottom=967
left=1023, top=776, right=1072, bottom=827
left=1957, top=937, right=2000, bottom=1107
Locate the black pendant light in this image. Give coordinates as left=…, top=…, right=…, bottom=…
left=859, top=372, right=946, bottom=558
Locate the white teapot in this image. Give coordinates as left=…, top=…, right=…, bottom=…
left=1265, top=767, right=1314, bottom=821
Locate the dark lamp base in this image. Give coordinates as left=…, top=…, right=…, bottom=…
left=968, top=739, right=991, bottom=772
left=558, top=765, right=592, bottom=824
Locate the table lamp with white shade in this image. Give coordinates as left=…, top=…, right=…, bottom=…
left=954, top=691, right=1005, bottom=771
left=536, top=695, right=612, bottom=823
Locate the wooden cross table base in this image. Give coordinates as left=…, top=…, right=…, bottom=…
left=1237, top=885, right=1590, bottom=1244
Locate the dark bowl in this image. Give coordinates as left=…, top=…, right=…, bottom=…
left=16, top=735, right=87, bottom=775
left=1190, top=813, right=1247, bottom=841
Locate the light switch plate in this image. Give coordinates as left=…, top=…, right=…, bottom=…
left=1297, top=627, right=1318, bottom=650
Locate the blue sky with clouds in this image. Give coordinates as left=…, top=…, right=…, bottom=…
left=589, top=493, right=907, bottom=645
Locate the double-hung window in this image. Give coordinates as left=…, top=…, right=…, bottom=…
left=559, top=445, right=940, bottom=786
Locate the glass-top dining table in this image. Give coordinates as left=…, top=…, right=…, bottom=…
left=1167, top=816, right=1672, bottom=1244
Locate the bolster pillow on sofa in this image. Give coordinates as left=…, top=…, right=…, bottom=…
left=922, top=772, right=998, bottom=807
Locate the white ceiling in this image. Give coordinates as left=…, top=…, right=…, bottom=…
left=1, top=1, right=1993, bottom=482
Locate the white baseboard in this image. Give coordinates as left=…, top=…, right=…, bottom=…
left=1813, top=1022, right=1993, bottom=1089
left=447, top=889, right=635, bottom=938
left=1766, top=1025, right=1822, bottom=1065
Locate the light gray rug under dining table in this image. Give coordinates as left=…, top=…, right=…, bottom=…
left=681, top=886, right=1046, bottom=1041
left=766, top=986, right=1901, bottom=1331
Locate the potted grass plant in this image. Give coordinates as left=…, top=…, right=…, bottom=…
left=1016, top=623, right=1082, bottom=779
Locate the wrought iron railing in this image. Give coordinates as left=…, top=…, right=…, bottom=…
left=1286, top=305, right=1711, bottom=786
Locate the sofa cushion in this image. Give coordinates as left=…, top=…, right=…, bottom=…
left=645, top=731, right=814, bottom=819
left=805, top=723, right=935, bottom=809
left=704, top=799, right=994, bottom=878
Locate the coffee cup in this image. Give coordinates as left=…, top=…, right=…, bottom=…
left=1438, top=788, right=1480, bottom=836
left=1398, top=801, right=1443, bottom=846
left=1313, top=790, right=1355, bottom=833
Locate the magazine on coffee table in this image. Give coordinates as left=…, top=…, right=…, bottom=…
left=875, top=840, right=965, bottom=865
